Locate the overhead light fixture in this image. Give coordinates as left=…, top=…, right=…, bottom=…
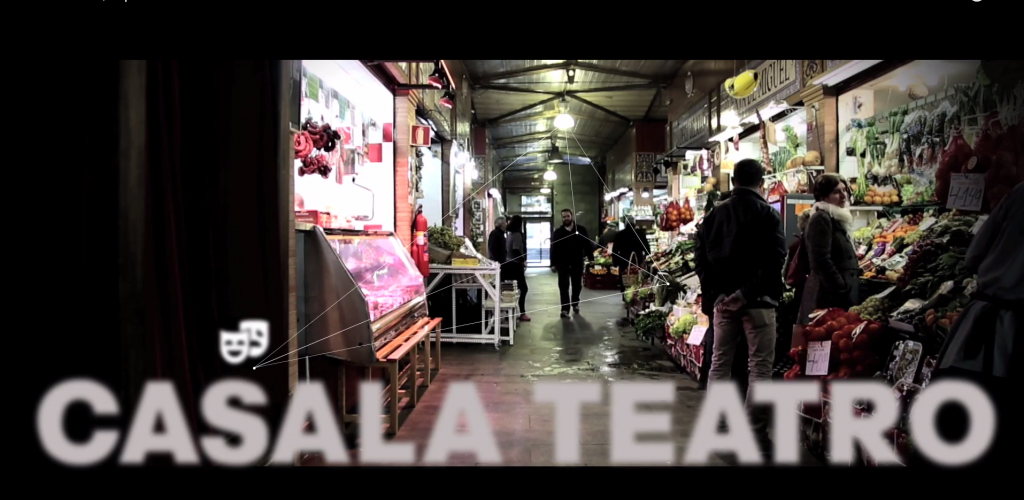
left=566, top=68, right=576, bottom=85
left=428, top=61, right=446, bottom=88
left=540, top=187, right=551, bottom=194
left=439, top=91, right=455, bottom=109
left=554, top=97, right=575, bottom=130
left=547, top=142, right=565, bottom=163
left=812, top=60, right=883, bottom=87
left=543, top=168, right=557, bottom=181
left=488, top=188, right=501, bottom=198
left=641, top=188, right=651, bottom=199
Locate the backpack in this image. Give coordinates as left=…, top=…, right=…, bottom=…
left=785, top=235, right=810, bottom=288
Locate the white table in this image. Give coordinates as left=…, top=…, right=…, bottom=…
left=426, top=264, right=510, bottom=348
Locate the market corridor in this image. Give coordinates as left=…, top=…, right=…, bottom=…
left=378, top=269, right=723, bottom=466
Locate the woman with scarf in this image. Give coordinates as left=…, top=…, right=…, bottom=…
left=797, top=174, right=859, bottom=325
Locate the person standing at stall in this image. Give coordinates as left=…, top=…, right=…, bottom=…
left=505, top=215, right=530, bottom=322
left=598, top=221, right=618, bottom=249
left=551, top=209, right=594, bottom=318
left=935, top=182, right=1022, bottom=465
left=796, top=174, right=858, bottom=325
left=613, top=216, right=650, bottom=324
left=488, top=217, right=507, bottom=263
left=696, top=159, right=786, bottom=457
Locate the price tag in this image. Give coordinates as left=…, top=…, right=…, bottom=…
left=917, top=217, right=937, bottom=232
left=686, top=325, right=707, bottom=345
left=946, top=173, right=985, bottom=211
left=971, top=215, right=989, bottom=234
left=806, top=341, right=831, bottom=376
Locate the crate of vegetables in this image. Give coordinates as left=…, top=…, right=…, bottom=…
left=786, top=308, right=888, bottom=381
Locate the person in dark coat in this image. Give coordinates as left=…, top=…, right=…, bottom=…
left=797, top=174, right=859, bottom=325
left=550, top=209, right=595, bottom=317
left=598, top=221, right=619, bottom=248
left=487, top=217, right=507, bottom=263
left=695, top=159, right=786, bottom=456
left=695, top=190, right=747, bottom=391
left=504, top=215, right=530, bottom=321
left=612, top=216, right=650, bottom=323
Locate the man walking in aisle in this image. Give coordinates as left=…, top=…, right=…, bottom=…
left=695, top=159, right=786, bottom=459
left=551, top=209, right=594, bottom=318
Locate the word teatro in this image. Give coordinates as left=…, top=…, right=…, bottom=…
left=37, top=378, right=996, bottom=466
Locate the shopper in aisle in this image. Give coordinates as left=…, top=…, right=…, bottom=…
left=695, top=190, right=747, bottom=391
left=598, top=221, right=618, bottom=249
left=612, top=216, right=650, bottom=324
left=783, top=209, right=814, bottom=321
left=504, top=215, right=530, bottom=321
left=551, top=209, right=595, bottom=317
left=935, top=182, right=1022, bottom=465
left=488, top=217, right=507, bottom=263
left=696, top=159, right=786, bottom=457
left=797, top=174, right=859, bottom=325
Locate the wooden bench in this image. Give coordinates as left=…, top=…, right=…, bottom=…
left=338, top=317, right=442, bottom=435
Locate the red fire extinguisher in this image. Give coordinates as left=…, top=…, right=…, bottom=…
left=412, top=205, right=430, bottom=276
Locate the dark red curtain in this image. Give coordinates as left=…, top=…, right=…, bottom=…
left=140, top=60, right=290, bottom=462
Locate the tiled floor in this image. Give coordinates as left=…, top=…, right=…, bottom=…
left=305, top=269, right=816, bottom=466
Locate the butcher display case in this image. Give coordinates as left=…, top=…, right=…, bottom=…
left=296, top=225, right=428, bottom=366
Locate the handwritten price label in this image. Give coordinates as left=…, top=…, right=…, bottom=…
left=946, top=173, right=985, bottom=211
left=806, top=341, right=831, bottom=376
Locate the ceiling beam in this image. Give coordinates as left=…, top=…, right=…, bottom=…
left=567, top=94, right=633, bottom=123
left=571, top=61, right=673, bottom=84
left=643, top=88, right=660, bottom=120
left=494, top=130, right=615, bottom=144
left=474, top=84, right=559, bottom=95
left=484, top=95, right=560, bottom=125
left=475, top=82, right=661, bottom=95
left=488, top=110, right=625, bottom=126
left=475, top=62, right=572, bottom=83
left=494, top=138, right=606, bottom=149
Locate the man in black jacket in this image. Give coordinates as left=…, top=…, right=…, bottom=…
left=487, top=217, right=507, bottom=263
left=695, top=159, right=786, bottom=457
left=551, top=209, right=594, bottom=318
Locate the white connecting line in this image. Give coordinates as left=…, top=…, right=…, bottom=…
left=255, top=283, right=662, bottom=369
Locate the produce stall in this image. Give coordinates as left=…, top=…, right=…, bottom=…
left=788, top=209, right=985, bottom=465
left=584, top=249, right=618, bottom=290
left=423, top=225, right=506, bottom=347
left=663, top=277, right=707, bottom=381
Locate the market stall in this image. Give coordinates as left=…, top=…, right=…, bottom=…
left=424, top=225, right=508, bottom=347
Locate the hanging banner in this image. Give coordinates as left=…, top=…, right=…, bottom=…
left=634, top=153, right=657, bottom=183
left=733, top=60, right=802, bottom=118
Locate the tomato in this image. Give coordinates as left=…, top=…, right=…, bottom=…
left=840, top=352, right=853, bottom=365
left=846, top=312, right=861, bottom=324
left=824, top=321, right=838, bottom=333
left=839, top=339, right=854, bottom=352
left=841, top=325, right=856, bottom=336
left=853, top=334, right=871, bottom=349
left=835, top=317, right=848, bottom=328
left=866, top=323, right=882, bottom=337
left=831, top=331, right=845, bottom=344
left=852, top=350, right=871, bottom=364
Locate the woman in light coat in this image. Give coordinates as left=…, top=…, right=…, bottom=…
left=797, top=174, right=859, bottom=324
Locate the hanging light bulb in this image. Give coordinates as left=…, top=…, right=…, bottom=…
left=554, top=97, right=574, bottom=130
left=543, top=168, right=557, bottom=181
left=540, top=187, right=551, bottom=194
left=641, top=187, right=651, bottom=198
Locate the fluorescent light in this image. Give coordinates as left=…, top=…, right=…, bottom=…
left=540, top=187, right=551, bottom=194
left=641, top=188, right=650, bottom=199
left=813, top=60, right=883, bottom=87
left=554, top=113, right=575, bottom=129
left=719, top=109, right=740, bottom=128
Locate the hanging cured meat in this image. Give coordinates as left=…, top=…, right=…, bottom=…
left=757, top=110, right=774, bottom=173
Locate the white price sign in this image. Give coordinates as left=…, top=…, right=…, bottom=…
left=946, top=172, right=985, bottom=211
left=806, top=340, right=831, bottom=376
left=686, top=325, right=708, bottom=345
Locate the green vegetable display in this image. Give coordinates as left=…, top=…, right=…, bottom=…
left=850, top=296, right=890, bottom=321
left=670, top=313, right=696, bottom=339
left=636, top=309, right=668, bottom=341
left=427, top=225, right=465, bottom=251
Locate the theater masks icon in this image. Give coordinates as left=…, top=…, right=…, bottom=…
left=219, top=330, right=250, bottom=365
left=239, top=319, right=269, bottom=359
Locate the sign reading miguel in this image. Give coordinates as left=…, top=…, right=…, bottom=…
left=672, top=102, right=710, bottom=148
left=733, top=60, right=802, bottom=117
left=635, top=153, right=657, bottom=183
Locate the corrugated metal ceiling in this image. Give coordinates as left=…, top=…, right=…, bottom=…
left=465, top=60, right=685, bottom=171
